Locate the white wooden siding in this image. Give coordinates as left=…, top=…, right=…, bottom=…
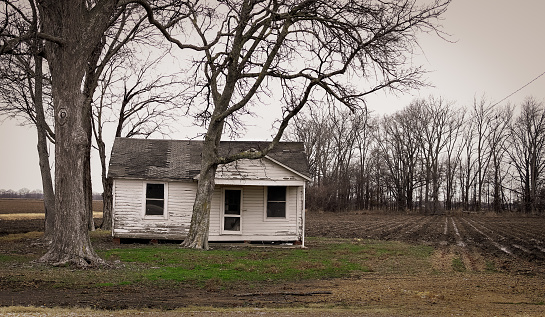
left=112, top=179, right=195, bottom=239
left=216, top=158, right=304, bottom=182
left=208, top=185, right=303, bottom=242
left=112, top=162, right=305, bottom=243
left=208, top=187, right=222, bottom=236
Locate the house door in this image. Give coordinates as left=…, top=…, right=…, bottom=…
left=223, top=189, right=241, bottom=233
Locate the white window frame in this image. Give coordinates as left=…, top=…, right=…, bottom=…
left=221, top=187, right=243, bottom=234
left=264, top=186, right=288, bottom=221
left=143, top=182, right=168, bottom=219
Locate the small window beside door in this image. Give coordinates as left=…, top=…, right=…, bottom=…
left=267, top=186, right=286, bottom=218
left=145, top=183, right=165, bottom=216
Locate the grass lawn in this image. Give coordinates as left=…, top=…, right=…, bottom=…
left=0, top=232, right=434, bottom=290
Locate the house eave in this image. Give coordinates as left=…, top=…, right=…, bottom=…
left=214, top=178, right=306, bottom=186
left=109, top=176, right=195, bottom=182
left=264, top=155, right=312, bottom=181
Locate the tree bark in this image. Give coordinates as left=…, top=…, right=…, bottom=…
left=101, top=177, right=113, bottom=230
left=181, top=112, right=224, bottom=249
left=181, top=162, right=217, bottom=250
left=33, top=52, right=55, bottom=241
left=39, top=71, right=103, bottom=266
left=37, top=0, right=116, bottom=267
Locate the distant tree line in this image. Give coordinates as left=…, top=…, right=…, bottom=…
left=289, top=96, right=545, bottom=214
left=0, top=188, right=44, bottom=199
left=0, top=189, right=102, bottom=200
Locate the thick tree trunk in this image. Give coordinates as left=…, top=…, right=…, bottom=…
left=181, top=119, right=223, bottom=250
left=39, top=82, right=103, bottom=266
left=36, top=0, right=115, bottom=267
left=181, top=162, right=217, bottom=249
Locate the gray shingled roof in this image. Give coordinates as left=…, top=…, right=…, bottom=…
left=108, top=138, right=310, bottom=180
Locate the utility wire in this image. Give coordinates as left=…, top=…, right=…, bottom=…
left=492, top=70, right=545, bottom=107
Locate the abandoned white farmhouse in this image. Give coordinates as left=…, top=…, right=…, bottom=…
left=108, top=138, right=310, bottom=245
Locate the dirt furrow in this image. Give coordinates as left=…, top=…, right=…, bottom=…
left=462, top=218, right=513, bottom=256
left=439, top=217, right=484, bottom=271
left=450, top=217, right=466, bottom=247
left=470, top=217, right=545, bottom=261
left=376, top=216, right=428, bottom=241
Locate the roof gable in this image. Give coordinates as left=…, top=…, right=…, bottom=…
left=108, top=138, right=310, bottom=181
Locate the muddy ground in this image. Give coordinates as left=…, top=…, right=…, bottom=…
left=1, top=209, right=545, bottom=316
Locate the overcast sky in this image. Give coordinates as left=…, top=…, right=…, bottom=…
left=1, top=0, right=544, bottom=192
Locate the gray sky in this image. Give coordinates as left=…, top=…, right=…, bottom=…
left=1, top=0, right=544, bottom=192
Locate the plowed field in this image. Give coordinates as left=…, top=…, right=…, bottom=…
left=307, top=212, right=545, bottom=273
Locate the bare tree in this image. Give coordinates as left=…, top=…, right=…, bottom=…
left=89, top=3, right=182, bottom=230
left=417, top=96, right=455, bottom=213
left=486, top=104, right=512, bottom=212
left=289, top=108, right=370, bottom=211
left=288, top=110, right=335, bottom=210
left=377, top=103, right=422, bottom=211
left=354, top=112, right=375, bottom=210
left=470, top=97, right=494, bottom=211
left=141, top=0, right=450, bottom=248
left=441, top=106, right=464, bottom=211
left=507, top=97, right=545, bottom=214
left=458, top=117, right=476, bottom=210
left=26, top=0, right=131, bottom=266
left=0, top=0, right=56, bottom=239
left=93, top=50, right=183, bottom=230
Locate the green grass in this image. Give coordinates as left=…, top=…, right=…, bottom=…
left=0, top=236, right=435, bottom=289
left=452, top=257, right=466, bottom=272
left=100, top=242, right=369, bottom=285
left=97, top=238, right=433, bottom=287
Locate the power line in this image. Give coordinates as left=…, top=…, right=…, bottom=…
left=492, top=70, right=545, bottom=107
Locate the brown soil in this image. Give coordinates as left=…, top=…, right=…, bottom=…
left=1, top=208, right=545, bottom=316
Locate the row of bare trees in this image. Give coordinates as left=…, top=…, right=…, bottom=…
left=290, top=96, right=545, bottom=214
left=0, top=188, right=44, bottom=199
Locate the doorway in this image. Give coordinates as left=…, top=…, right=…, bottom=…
left=223, top=189, right=241, bottom=233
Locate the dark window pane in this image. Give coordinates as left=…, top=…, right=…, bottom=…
left=267, top=202, right=286, bottom=218
left=267, top=186, right=286, bottom=218
left=225, top=190, right=241, bottom=215
left=267, top=186, right=286, bottom=202
left=146, top=183, right=164, bottom=199
left=146, top=199, right=164, bottom=215
left=224, top=217, right=240, bottom=231
left=146, top=183, right=164, bottom=216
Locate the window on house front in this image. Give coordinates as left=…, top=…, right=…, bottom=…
left=145, top=183, right=164, bottom=216
left=267, top=186, right=286, bottom=218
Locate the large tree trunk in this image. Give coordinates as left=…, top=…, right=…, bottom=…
left=181, top=120, right=223, bottom=250
left=181, top=135, right=220, bottom=249
left=37, top=0, right=115, bottom=266
left=181, top=161, right=217, bottom=250
left=39, top=74, right=103, bottom=266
